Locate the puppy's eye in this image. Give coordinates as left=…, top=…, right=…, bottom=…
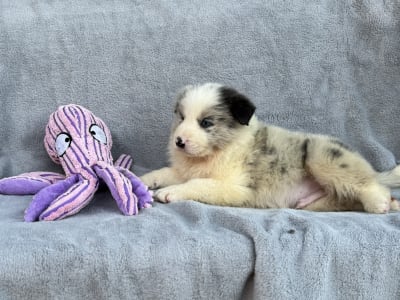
left=176, top=111, right=184, bottom=121
left=199, top=118, right=214, bottom=129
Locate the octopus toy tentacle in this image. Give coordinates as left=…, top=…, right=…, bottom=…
left=114, top=154, right=133, bottom=170
left=24, top=174, right=79, bottom=222
left=93, top=163, right=138, bottom=216
left=38, top=174, right=99, bottom=221
left=0, top=172, right=66, bottom=195
left=118, top=168, right=153, bottom=209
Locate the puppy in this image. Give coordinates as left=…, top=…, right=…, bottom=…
left=141, top=83, right=400, bottom=213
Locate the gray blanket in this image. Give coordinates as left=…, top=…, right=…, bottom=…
left=1, top=0, right=400, bottom=299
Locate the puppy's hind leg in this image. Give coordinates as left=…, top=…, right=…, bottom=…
left=377, top=165, right=400, bottom=211
left=390, top=197, right=400, bottom=211
left=304, top=138, right=391, bottom=213
left=357, top=183, right=392, bottom=213
left=302, top=195, right=364, bottom=212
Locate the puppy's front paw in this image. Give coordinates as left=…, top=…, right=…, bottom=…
left=140, top=173, right=161, bottom=190
left=154, top=186, right=186, bottom=203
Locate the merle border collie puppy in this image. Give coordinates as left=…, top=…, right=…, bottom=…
left=141, top=83, right=400, bottom=213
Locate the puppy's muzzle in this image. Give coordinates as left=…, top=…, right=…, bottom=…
left=176, top=137, right=185, bottom=149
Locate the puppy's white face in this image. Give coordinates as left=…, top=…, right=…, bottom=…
left=170, top=83, right=256, bottom=158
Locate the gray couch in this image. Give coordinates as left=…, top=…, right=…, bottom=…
left=1, top=1, right=400, bottom=299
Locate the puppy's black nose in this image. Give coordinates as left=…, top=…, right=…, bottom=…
left=176, top=137, right=185, bottom=149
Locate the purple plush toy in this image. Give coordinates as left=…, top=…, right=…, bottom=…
left=0, top=104, right=153, bottom=222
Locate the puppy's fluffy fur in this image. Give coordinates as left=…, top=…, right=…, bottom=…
left=141, top=83, right=400, bottom=213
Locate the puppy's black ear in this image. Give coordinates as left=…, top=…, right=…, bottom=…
left=220, top=87, right=256, bottom=125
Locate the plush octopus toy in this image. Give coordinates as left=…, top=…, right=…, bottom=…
left=0, top=104, right=153, bottom=222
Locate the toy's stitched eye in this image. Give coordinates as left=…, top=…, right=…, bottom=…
left=89, top=124, right=107, bottom=144
left=199, top=118, right=214, bottom=129
left=55, top=133, right=72, bottom=156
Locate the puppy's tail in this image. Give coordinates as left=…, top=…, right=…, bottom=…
left=376, top=165, right=400, bottom=188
